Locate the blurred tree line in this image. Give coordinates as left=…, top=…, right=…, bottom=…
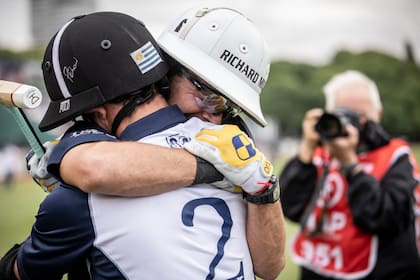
left=1, top=48, right=420, bottom=145
left=262, top=50, right=420, bottom=141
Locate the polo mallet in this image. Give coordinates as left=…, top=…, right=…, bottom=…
left=0, top=80, right=44, bottom=157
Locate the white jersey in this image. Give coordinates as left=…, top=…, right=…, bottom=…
left=89, top=114, right=253, bottom=278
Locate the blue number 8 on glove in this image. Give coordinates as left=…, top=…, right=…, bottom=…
left=184, top=125, right=273, bottom=194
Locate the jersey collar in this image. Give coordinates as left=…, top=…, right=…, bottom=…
left=119, top=105, right=187, bottom=141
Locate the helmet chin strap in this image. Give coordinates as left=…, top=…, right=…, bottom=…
left=111, top=87, right=154, bottom=135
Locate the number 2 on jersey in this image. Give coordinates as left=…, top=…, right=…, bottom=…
left=182, top=198, right=243, bottom=280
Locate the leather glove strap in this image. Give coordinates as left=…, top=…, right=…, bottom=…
left=193, top=157, right=224, bottom=185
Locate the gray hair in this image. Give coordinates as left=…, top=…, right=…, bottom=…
left=323, top=70, right=382, bottom=112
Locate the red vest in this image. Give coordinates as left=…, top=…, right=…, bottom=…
left=291, top=139, right=420, bottom=279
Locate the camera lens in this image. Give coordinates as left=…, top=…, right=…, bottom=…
left=314, top=107, right=360, bottom=140
left=315, top=113, right=343, bottom=139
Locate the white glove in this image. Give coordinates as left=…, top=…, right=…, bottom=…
left=184, top=125, right=274, bottom=194
left=26, top=140, right=60, bottom=192
left=209, top=178, right=243, bottom=193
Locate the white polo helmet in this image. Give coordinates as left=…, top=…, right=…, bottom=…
left=158, top=6, right=270, bottom=127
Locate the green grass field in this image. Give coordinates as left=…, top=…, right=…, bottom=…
left=0, top=181, right=47, bottom=253
left=1, top=143, right=419, bottom=279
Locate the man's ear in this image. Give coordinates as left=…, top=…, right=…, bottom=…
left=87, top=106, right=109, bottom=129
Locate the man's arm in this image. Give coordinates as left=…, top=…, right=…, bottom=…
left=347, top=154, right=418, bottom=235
left=279, top=157, right=318, bottom=221
left=28, top=121, right=220, bottom=196
left=247, top=202, right=286, bottom=280
left=61, top=141, right=198, bottom=196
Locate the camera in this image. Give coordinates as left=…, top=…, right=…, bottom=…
left=315, top=107, right=360, bottom=140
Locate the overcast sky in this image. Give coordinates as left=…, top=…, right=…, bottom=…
left=98, top=0, right=420, bottom=65
left=0, top=0, right=419, bottom=65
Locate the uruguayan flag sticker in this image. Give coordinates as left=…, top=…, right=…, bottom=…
left=130, top=41, right=162, bottom=74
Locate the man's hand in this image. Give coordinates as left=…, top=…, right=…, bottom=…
left=26, top=140, right=60, bottom=192
left=184, top=125, right=273, bottom=194
left=299, top=108, right=323, bottom=163
left=325, top=124, right=359, bottom=165
left=302, top=108, right=323, bottom=145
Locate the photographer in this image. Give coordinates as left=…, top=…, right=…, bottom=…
left=279, top=70, right=420, bottom=280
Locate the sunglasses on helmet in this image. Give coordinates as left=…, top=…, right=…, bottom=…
left=180, top=67, right=241, bottom=116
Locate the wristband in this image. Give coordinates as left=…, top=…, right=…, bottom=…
left=243, top=175, right=280, bottom=204
left=192, top=157, right=224, bottom=185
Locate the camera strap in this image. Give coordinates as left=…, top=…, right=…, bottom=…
left=300, top=163, right=330, bottom=238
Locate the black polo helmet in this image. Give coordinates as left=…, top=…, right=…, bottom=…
left=39, top=11, right=169, bottom=131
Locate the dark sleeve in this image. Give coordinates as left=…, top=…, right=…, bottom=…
left=347, top=154, right=418, bottom=236
left=67, top=260, right=91, bottom=280
left=47, top=121, right=117, bottom=181
left=16, top=186, right=94, bottom=280
left=278, top=156, right=318, bottom=222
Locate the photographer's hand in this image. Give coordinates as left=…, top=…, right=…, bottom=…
left=299, top=108, right=323, bottom=163
left=326, top=124, right=359, bottom=165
